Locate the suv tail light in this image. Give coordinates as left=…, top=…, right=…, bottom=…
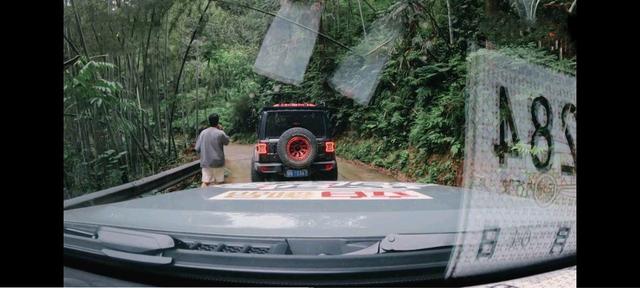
left=325, top=141, right=335, bottom=153
left=257, top=143, right=268, bottom=155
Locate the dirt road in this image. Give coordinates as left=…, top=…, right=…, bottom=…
left=223, top=143, right=397, bottom=183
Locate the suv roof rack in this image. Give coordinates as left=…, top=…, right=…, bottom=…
left=260, top=103, right=326, bottom=112
left=273, top=103, right=317, bottom=107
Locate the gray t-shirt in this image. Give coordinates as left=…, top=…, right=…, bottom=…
left=195, top=127, right=230, bottom=168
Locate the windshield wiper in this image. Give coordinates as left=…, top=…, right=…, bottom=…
left=95, top=226, right=175, bottom=265
left=65, top=227, right=455, bottom=285
left=346, top=233, right=457, bottom=255
left=63, top=227, right=96, bottom=238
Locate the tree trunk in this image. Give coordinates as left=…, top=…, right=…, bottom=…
left=70, top=0, right=89, bottom=57
left=142, top=7, right=158, bottom=101
left=446, top=0, right=454, bottom=45
left=485, top=0, right=499, bottom=17
left=347, top=0, right=351, bottom=32
left=63, top=32, right=81, bottom=57
left=357, top=0, right=367, bottom=39
left=168, top=0, right=213, bottom=158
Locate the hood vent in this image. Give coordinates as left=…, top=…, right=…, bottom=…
left=177, top=240, right=277, bottom=255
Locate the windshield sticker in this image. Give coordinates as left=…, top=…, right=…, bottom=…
left=328, top=4, right=405, bottom=105
left=446, top=50, right=576, bottom=279
left=253, top=0, right=323, bottom=86
left=209, top=189, right=432, bottom=200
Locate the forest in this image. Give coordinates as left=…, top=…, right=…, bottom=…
left=63, top=0, right=576, bottom=199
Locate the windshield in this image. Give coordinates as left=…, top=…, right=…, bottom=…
left=264, top=111, right=327, bottom=138
left=64, top=0, right=576, bottom=285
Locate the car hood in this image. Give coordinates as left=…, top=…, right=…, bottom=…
left=64, top=181, right=464, bottom=238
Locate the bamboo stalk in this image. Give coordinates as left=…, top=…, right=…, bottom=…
left=70, top=0, right=89, bottom=57
left=446, top=0, right=453, bottom=45
left=357, top=0, right=367, bottom=39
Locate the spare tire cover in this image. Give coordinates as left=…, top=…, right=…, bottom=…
left=277, top=127, right=317, bottom=168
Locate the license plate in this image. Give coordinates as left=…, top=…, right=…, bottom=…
left=285, top=169, right=308, bottom=178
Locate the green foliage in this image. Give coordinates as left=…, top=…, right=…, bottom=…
left=64, top=58, right=134, bottom=196
left=315, top=0, right=574, bottom=185
left=511, top=141, right=547, bottom=157
left=231, top=132, right=258, bottom=144
left=65, top=0, right=577, bottom=195
left=497, top=43, right=576, bottom=75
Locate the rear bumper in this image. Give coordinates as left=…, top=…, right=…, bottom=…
left=254, top=160, right=336, bottom=175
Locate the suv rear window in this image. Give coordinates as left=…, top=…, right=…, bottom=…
left=265, top=111, right=327, bottom=138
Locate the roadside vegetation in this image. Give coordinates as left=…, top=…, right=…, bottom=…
left=64, top=0, right=575, bottom=198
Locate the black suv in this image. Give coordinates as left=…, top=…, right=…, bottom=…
left=252, top=103, right=337, bottom=181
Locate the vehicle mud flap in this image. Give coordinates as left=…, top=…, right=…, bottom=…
left=251, top=162, right=264, bottom=182
left=316, top=164, right=338, bottom=181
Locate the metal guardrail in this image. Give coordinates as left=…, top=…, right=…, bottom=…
left=64, top=160, right=201, bottom=210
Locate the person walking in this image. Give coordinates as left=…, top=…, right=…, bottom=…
left=195, top=113, right=230, bottom=187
